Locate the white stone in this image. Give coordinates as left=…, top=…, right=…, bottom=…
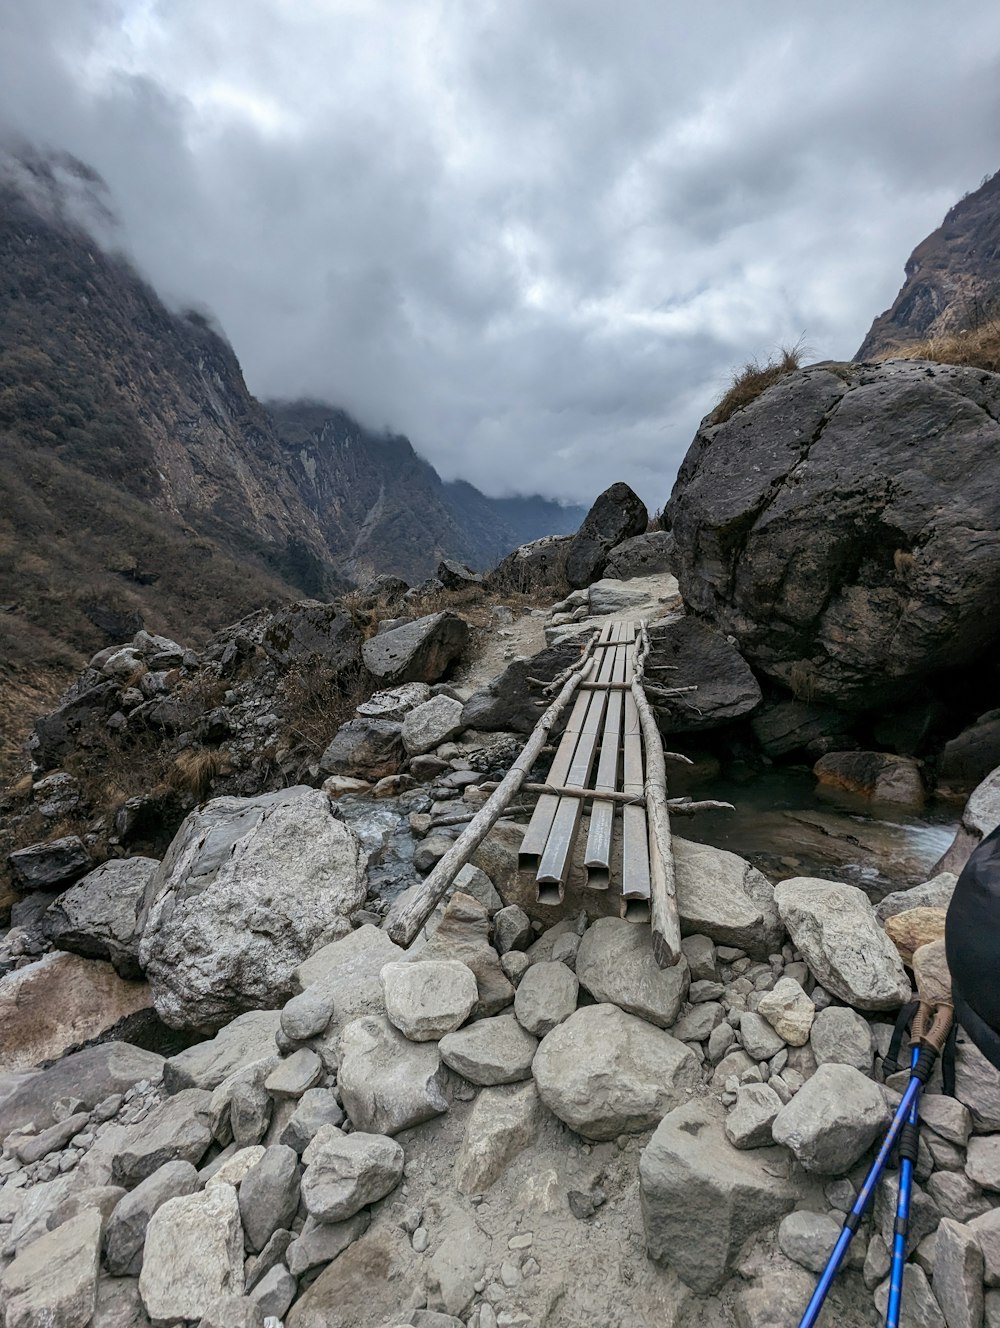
left=401, top=696, right=465, bottom=757
left=139, top=1183, right=245, bottom=1322
left=756, top=977, right=815, bottom=1046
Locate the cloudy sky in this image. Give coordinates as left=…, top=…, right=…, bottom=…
left=2, top=1, right=1000, bottom=507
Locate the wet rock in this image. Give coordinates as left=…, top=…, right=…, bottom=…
left=139, top=787, right=367, bottom=1033
left=454, top=1082, right=545, bottom=1194
left=725, top=1083, right=783, bottom=1150
left=106, top=1160, right=201, bottom=1276
left=750, top=699, right=854, bottom=759
left=42, top=857, right=157, bottom=978
left=772, top=1063, right=889, bottom=1174
left=574, top=916, right=690, bottom=1029
left=674, top=838, right=783, bottom=959
left=361, top=612, right=470, bottom=686
left=318, top=718, right=405, bottom=780
left=0, top=951, right=153, bottom=1076
left=338, top=1015, right=448, bottom=1134
left=814, top=750, right=926, bottom=806
left=401, top=695, right=465, bottom=757
left=112, top=1089, right=214, bottom=1187
left=300, top=1126, right=403, bottom=1222
left=809, top=1006, right=875, bottom=1073
left=0, top=1208, right=101, bottom=1328
left=756, top=977, right=815, bottom=1046
left=139, top=1183, right=245, bottom=1322
left=380, top=959, right=478, bottom=1041
left=565, top=482, right=647, bottom=587
left=774, top=877, right=911, bottom=1010
left=512, top=961, right=578, bottom=1036
left=286, top=1211, right=370, bottom=1280
left=532, top=1003, right=700, bottom=1140
left=439, top=1013, right=538, bottom=1085
left=603, top=530, right=675, bottom=579
left=933, top=1218, right=984, bottom=1328
left=239, top=1146, right=300, bottom=1254
left=8, top=835, right=91, bottom=890
left=640, top=1098, right=801, bottom=1293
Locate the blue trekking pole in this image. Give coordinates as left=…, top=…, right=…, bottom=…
left=884, top=1045, right=922, bottom=1328
left=797, top=1001, right=952, bottom=1328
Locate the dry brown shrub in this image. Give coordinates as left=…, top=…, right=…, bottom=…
left=170, top=748, right=230, bottom=802
left=709, top=345, right=803, bottom=426
left=277, top=660, right=371, bottom=756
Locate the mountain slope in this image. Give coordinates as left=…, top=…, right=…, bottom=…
left=857, top=168, right=1000, bottom=359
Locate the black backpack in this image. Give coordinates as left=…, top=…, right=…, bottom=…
left=946, top=823, right=1000, bottom=1070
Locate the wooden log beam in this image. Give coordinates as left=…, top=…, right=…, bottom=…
left=630, top=622, right=683, bottom=968
left=384, top=636, right=600, bottom=948
left=667, top=798, right=736, bottom=816
left=521, top=781, right=645, bottom=806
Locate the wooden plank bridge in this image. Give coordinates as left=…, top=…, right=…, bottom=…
left=386, top=618, right=730, bottom=969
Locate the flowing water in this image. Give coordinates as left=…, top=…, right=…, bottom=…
left=674, top=765, right=960, bottom=899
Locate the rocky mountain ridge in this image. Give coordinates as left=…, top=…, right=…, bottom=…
left=857, top=168, right=1000, bottom=359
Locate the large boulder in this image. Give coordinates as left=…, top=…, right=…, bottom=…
left=486, top=534, right=572, bottom=595
left=42, top=856, right=158, bottom=977
left=262, top=603, right=362, bottom=671
left=813, top=750, right=925, bottom=806
left=640, top=1098, right=802, bottom=1293
left=461, top=638, right=586, bottom=733
left=938, top=710, right=1000, bottom=798
left=361, top=612, right=470, bottom=685
left=674, top=837, right=783, bottom=959
left=28, top=680, right=119, bottom=771
left=565, top=483, right=648, bottom=587
left=0, top=952, right=152, bottom=1075
left=138, top=787, right=367, bottom=1032
left=531, top=1003, right=700, bottom=1139
left=773, top=877, right=912, bottom=1010
left=139, top=1183, right=245, bottom=1321
left=7, top=836, right=91, bottom=891
left=668, top=359, right=1000, bottom=710
left=603, top=530, right=676, bottom=580
left=318, top=718, right=405, bottom=779
left=646, top=618, right=762, bottom=733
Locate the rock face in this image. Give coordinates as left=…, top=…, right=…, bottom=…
left=603, top=531, right=676, bottom=580
left=138, top=787, right=367, bottom=1032
left=667, top=359, right=1000, bottom=710
left=640, top=1099, right=801, bottom=1293
left=565, top=483, right=648, bottom=587
left=774, top=877, right=911, bottom=1010
left=42, top=856, right=157, bottom=977
left=361, top=612, right=470, bottom=685
left=531, top=1004, right=700, bottom=1140
left=0, top=951, right=152, bottom=1074
left=645, top=618, right=762, bottom=733
left=674, top=838, right=783, bottom=959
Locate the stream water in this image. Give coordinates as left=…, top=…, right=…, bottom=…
left=674, top=765, right=960, bottom=899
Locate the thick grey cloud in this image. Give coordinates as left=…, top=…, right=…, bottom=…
left=2, top=0, right=999, bottom=506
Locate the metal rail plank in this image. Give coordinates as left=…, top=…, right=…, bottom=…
left=534, top=628, right=619, bottom=901
left=621, top=654, right=651, bottom=922
left=518, top=622, right=614, bottom=874
left=584, top=629, right=628, bottom=888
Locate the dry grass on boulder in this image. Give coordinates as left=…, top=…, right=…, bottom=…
left=708, top=345, right=803, bottom=426
left=880, top=320, right=1000, bottom=375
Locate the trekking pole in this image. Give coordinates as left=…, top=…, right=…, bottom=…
left=798, top=1001, right=951, bottom=1328
left=884, top=1045, right=920, bottom=1328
